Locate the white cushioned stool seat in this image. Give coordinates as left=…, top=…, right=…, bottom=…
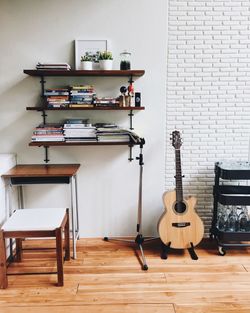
left=0, top=208, right=70, bottom=288
left=2, top=208, right=67, bottom=231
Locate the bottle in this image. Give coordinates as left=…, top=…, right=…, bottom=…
left=227, top=206, right=238, bottom=232
left=217, top=204, right=228, bottom=231
left=120, top=50, right=131, bottom=70
left=238, top=206, right=249, bottom=231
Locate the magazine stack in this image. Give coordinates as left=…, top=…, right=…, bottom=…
left=95, top=123, right=139, bottom=143
left=63, top=119, right=97, bottom=142
left=31, top=123, right=64, bottom=142
left=36, top=62, right=71, bottom=70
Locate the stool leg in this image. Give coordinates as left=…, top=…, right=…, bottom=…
left=0, top=231, right=8, bottom=289
left=56, top=227, right=64, bottom=286
left=16, top=239, right=23, bottom=262
left=65, top=209, right=70, bottom=261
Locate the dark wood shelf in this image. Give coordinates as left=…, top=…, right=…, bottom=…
left=23, top=69, right=145, bottom=77
left=29, top=141, right=136, bottom=147
left=26, top=106, right=145, bottom=111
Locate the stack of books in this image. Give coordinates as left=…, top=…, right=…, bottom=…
left=63, top=119, right=97, bottom=142
left=95, top=97, right=119, bottom=107
left=69, top=85, right=96, bottom=108
left=95, top=123, right=140, bottom=143
left=36, top=62, right=71, bottom=70
left=31, top=123, right=64, bottom=142
left=44, top=88, right=70, bottom=108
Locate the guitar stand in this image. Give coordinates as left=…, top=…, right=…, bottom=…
left=187, top=242, right=198, bottom=260
left=104, top=138, right=158, bottom=271
left=161, top=241, right=199, bottom=260
left=161, top=241, right=171, bottom=259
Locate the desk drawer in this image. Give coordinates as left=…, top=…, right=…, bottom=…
left=11, top=176, right=70, bottom=185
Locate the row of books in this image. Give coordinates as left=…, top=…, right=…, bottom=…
left=70, top=85, right=96, bottom=108
left=44, top=88, right=70, bottom=108
left=43, top=86, right=120, bottom=108
left=36, top=62, right=71, bottom=71
left=31, top=120, right=140, bottom=143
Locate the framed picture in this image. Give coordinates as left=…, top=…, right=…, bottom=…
left=74, top=39, right=108, bottom=70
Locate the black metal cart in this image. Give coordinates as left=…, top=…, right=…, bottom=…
left=210, top=161, right=250, bottom=255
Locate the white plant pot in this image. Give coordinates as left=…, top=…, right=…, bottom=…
left=99, top=60, right=113, bottom=70
left=81, top=61, right=92, bottom=70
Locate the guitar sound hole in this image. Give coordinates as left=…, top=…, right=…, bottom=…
left=174, top=202, right=187, bottom=214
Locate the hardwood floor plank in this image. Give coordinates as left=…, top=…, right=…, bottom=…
left=175, top=303, right=250, bottom=313
left=164, top=272, right=250, bottom=282
left=0, top=304, right=175, bottom=313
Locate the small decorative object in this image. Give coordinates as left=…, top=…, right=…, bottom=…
left=80, top=53, right=93, bottom=70
left=120, top=50, right=131, bottom=70
left=119, top=86, right=127, bottom=107
left=127, top=81, right=134, bottom=106
left=99, top=51, right=113, bottom=70
left=135, top=92, right=141, bottom=107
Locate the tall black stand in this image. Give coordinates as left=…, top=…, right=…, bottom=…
left=104, top=138, right=158, bottom=270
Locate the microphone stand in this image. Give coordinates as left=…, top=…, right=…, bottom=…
left=104, top=138, right=158, bottom=270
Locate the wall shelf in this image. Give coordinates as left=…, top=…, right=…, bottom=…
left=29, top=141, right=137, bottom=147
left=23, top=69, right=145, bottom=77
left=24, top=68, right=145, bottom=162
left=26, top=106, right=145, bottom=111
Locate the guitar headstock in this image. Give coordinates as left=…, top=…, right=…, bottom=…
left=171, top=130, right=182, bottom=149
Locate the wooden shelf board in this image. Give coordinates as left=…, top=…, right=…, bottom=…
left=26, top=106, right=145, bottom=111
left=23, top=69, right=145, bottom=77
left=29, top=141, right=136, bottom=147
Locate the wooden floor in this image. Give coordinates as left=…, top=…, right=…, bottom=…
left=1, top=238, right=250, bottom=313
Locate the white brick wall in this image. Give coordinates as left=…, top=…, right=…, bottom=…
left=166, top=0, right=250, bottom=236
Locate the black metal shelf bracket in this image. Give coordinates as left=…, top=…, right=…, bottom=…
left=40, top=76, right=46, bottom=96
left=44, top=146, right=50, bottom=163
left=128, top=75, right=134, bottom=85
left=41, top=110, right=47, bottom=124
left=128, top=143, right=134, bottom=162
left=40, top=109, right=49, bottom=163
left=128, top=110, right=134, bottom=130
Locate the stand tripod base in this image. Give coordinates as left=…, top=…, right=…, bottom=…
left=104, top=235, right=158, bottom=271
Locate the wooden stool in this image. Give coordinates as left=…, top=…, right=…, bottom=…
left=0, top=208, right=70, bottom=288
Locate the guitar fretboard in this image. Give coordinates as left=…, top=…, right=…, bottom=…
left=175, top=149, right=183, bottom=202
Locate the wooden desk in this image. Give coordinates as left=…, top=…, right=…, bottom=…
left=2, top=164, right=80, bottom=259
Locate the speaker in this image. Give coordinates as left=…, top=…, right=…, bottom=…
left=135, top=92, right=141, bottom=107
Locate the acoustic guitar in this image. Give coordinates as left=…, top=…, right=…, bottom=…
left=158, top=130, right=204, bottom=252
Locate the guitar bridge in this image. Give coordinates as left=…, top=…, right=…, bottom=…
left=172, top=222, right=190, bottom=228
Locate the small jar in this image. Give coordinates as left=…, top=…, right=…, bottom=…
left=120, top=50, right=131, bottom=70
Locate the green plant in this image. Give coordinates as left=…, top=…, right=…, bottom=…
left=81, top=53, right=92, bottom=62
left=98, top=51, right=113, bottom=60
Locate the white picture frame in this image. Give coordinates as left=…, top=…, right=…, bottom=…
left=74, top=39, right=108, bottom=70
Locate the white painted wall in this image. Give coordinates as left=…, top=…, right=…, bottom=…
left=0, top=0, right=167, bottom=237
left=167, top=0, right=250, bottom=236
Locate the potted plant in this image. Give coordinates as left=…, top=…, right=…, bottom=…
left=99, top=51, right=113, bottom=70
left=80, top=53, right=93, bottom=70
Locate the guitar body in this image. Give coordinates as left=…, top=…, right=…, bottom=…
left=158, top=190, right=204, bottom=249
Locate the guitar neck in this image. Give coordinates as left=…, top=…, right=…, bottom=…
left=175, top=149, right=183, bottom=202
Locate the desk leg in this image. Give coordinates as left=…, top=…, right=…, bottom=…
left=18, top=186, right=24, bottom=210
left=74, top=175, right=80, bottom=239
left=70, top=178, right=76, bottom=259
left=7, top=183, right=14, bottom=260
